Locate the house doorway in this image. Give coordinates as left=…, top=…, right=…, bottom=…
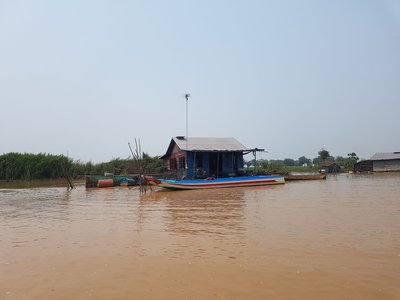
left=209, top=153, right=223, bottom=178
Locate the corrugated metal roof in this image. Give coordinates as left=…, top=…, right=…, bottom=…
left=173, top=137, right=248, bottom=152
left=370, top=152, right=400, bottom=161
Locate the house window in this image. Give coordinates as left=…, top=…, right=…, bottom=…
left=178, top=157, right=186, bottom=169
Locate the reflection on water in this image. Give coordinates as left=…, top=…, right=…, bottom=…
left=144, top=189, right=246, bottom=235
left=1, top=174, right=399, bottom=299
left=141, top=189, right=248, bottom=260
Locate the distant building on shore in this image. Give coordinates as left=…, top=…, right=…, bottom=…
left=320, top=162, right=341, bottom=173
left=353, top=152, right=400, bottom=172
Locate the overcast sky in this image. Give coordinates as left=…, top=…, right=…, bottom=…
left=1, top=0, right=399, bottom=162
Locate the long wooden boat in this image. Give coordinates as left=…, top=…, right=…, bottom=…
left=145, top=175, right=285, bottom=191
left=284, top=174, right=326, bottom=181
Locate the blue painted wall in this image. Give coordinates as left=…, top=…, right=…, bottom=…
left=186, top=151, right=244, bottom=178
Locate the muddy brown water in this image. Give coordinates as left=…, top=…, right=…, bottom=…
left=1, top=174, right=399, bottom=300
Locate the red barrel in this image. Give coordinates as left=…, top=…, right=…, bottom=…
left=97, top=179, right=114, bottom=188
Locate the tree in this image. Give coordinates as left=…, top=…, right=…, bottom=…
left=318, top=149, right=330, bottom=161
left=313, top=157, right=322, bottom=165
left=298, top=156, right=311, bottom=166
left=347, top=152, right=359, bottom=162
left=335, top=156, right=346, bottom=166
left=283, top=158, right=295, bottom=166
left=345, top=152, right=359, bottom=169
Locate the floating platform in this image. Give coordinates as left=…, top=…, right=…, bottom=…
left=85, top=175, right=139, bottom=188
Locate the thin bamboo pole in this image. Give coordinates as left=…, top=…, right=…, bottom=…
left=129, top=139, right=151, bottom=194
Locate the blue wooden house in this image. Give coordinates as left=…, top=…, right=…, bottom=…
left=161, top=136, right=250, bottom=178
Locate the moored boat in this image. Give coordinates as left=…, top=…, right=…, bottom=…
left=145, top=175, right=285, bottom=190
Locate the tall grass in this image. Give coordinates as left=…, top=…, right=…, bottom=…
left=0, top=152, right=164, bottom=181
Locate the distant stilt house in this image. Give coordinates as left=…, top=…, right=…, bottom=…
left=354, top=152, right=400, bottom=172
left=160, top=136, right=250, bottom=178
left=320, top=162, right=341, bottom=173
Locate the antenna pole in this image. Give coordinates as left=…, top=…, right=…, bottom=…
left=185, top=93, right=190, bottom=150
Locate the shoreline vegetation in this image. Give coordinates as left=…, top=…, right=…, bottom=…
left=0, top=150, right=359, bottom=182
left=0, top=152, right=163, bottom=182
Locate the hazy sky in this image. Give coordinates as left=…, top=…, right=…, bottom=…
left=1, top=0, right=399, bottom=162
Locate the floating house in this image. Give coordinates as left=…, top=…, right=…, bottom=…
left=354, top=152, right=400, bottom=172
left=160, top=136, right=253, bottom=178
